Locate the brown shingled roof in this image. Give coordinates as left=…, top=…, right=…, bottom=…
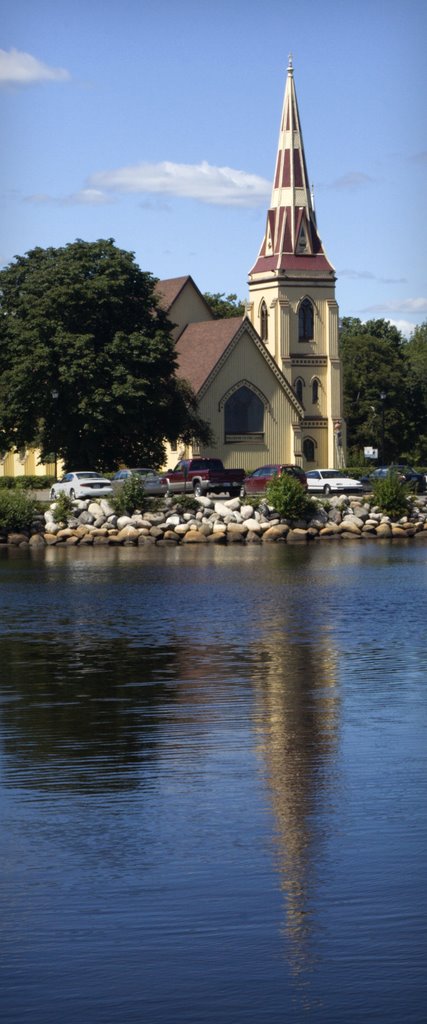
left=175, top=317, right=243, bottom=393
left=155, top=276, right=190, bottom=311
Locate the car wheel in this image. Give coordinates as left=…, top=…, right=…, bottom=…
left=193, top=482, right=203, bottom=497
left=70, top=488, right=76, bottom=499
left=323, top=484, right=331, bottom=496
left=50, top=488, right=56, bottom=500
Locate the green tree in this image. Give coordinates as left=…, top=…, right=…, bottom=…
left=0, top=239, right=211, bottom=470
left=203, top=292, right=245, bottom=319
left=339, top=318, right=409, bottom=463
left=403, top=321, right=427, bottom=462
left=265, top=472, right=316, bottom=521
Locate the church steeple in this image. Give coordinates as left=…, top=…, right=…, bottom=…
left=249, top=57, right=334, bottom=277
left=247, top=61, right=345, bottom=470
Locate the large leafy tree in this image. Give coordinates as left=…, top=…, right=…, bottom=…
left=203, top=292, right=245, bottom=319
left=339, top=318, right=410, bottom=463
left=0, top=239, right=211, bottom=469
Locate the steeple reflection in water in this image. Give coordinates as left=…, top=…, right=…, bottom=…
left=251, top=612, right=339, bottom=998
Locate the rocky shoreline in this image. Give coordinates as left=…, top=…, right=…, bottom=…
left=2, top=493, right=427, bottom=548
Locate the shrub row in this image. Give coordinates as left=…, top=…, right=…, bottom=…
left=0, top=475, right=54, bottom=490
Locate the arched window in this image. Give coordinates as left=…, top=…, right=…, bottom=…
left=295, top=377, right=304, bottom=403
left=298, top=298, right=314, bottom=341
left=312, top=378, right=319, bottom=404
left=224, top=385, right=264, bottom=439
left=260, top=301, right=268, bottom=341
left=303, top=437, right=316, bottom=462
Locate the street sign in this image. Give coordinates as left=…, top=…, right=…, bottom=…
left=364, top=447, right=378, bottom=459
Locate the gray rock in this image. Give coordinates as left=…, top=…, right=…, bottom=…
left=100, top=499, right=115, bottom=515
left=116, top=515, right=134, bottom=529
left=244, top=518, right=262, bottom=533
left=88, top=502, right=103, bottom=517
left=78, top=511, right=95, bottom=525
left=195, top=496, right=213, bottom=509
left=328, top=509, right=342, bottom=523
left=214, top=501, right=232, bottom=517
left=342, top=514, right=364, bottom=529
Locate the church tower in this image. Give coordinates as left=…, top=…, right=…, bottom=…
left=247, top=58, right=344, bottom=468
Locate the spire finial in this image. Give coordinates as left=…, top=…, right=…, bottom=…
left=288, top=53, right=293, bottom=74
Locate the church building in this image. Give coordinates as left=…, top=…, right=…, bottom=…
left=160, top=57, right=344, bottom=472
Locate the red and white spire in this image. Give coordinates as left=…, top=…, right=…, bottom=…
left=249, top=57, right=334, bottom=277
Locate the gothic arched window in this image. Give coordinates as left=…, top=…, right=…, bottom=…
left=303, top=437, right=316, bottom=462
left=295, top=378, right=304, bottom=403
left=312, top=378, right=319, bottom=404
left=298, top=298, right=314, bottom=341
left=260, top=301, right=268, bottom=341
left=224, top=386, right=264, bottom=437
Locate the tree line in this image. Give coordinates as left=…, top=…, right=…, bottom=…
left=339, top=317, right=427, bottom=465
left=0, top=239, right=425, bottom=469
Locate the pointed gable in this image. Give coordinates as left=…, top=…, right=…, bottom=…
left=156, top=275, right=214, bottom=339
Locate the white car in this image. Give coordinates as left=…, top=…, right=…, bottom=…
left=306, top=469, right=364, bottom=496
left=50, top=471, right=113, bottom=500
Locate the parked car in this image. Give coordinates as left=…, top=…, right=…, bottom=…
left=50, top=471, right=113, bottom=500
left=111, top=467, right=167, bottom=496
left=361, top=465, right=426, bottom=494
left=240, top=464, right=307, bottom=497
left=306, top=469, right=364, bottom=495
left=164, top=458, right=245, bottom=497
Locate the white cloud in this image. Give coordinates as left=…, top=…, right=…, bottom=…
left=90, top=159, right=271, bottom=207
left=64, top=189, right=111, bottom=205
left=328, top=171, right=375, bottom=190
left=24, top=189, right=111, bottom=205
left=387, top=319, right=418, bottom=338
left=339, top=268, right=407, bottom=284
left=362, top=297, right=427, bottom=314
left=0, top=47, right=70, bottom=85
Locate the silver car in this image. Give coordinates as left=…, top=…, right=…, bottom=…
left=111, top=468, right=167, bottom=497
left=306, top=469, right=364, bottom=496
left=50, top=471, right=113, bottom=500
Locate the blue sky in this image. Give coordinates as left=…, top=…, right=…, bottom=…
left=1, top=0, right=426, bottom=335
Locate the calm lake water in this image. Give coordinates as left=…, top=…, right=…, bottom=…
left=0, top=541, right=426, bottom=1024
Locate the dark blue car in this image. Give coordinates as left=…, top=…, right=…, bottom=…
left=361, top=465, right=426, bottom=493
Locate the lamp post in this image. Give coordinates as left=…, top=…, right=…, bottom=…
left=51, top=388, right=59, bottom=480
left=379, top=390, right=386, bottom=465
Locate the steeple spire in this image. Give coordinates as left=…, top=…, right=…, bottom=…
left=249, top=61, right=333, bottom=277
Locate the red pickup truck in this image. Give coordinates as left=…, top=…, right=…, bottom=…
left=165, top=458, right=245, bottom=497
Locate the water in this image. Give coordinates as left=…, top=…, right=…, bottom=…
left=0, top=541, right=426, bottom=1023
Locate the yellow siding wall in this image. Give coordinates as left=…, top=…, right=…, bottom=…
left=168, top=330, right=299, bottom=473
left=168, top=283, right=213, bottom=339
left=0, top=449, right=56, bottom=478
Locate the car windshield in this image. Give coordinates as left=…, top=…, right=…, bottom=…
left=321, top=471, right=344, bottom=479
left=76, top=472, right=102, bottom=479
